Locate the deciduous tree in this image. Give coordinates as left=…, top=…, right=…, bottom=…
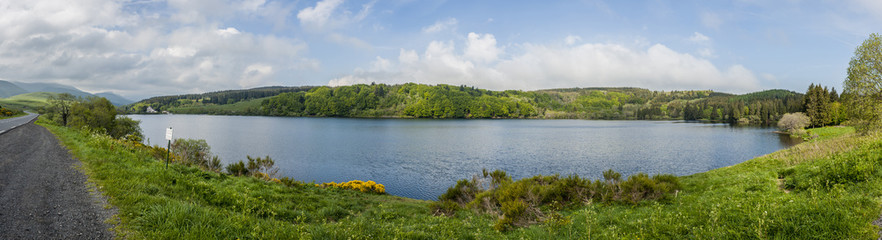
left=844, top=33, right=882, bottom=131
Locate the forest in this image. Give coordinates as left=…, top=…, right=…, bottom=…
left=127, top=86, right=314, bottom=114
left=255, top=83, right=808, bottom=124
left=126, top=83, right=814, bottom=125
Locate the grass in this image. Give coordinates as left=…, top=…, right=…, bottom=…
left=41, top=118, right=882, bottom=239
left=0, top=92, right=55, bottom=110
left=166, top=97, right=267, bottom=115
left=0, top=111, right=27, bottom=120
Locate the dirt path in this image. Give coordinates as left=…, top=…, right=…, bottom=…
left=0, top=119, right=114, bottom=239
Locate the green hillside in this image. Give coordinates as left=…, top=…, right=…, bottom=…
left=127, top=83, right=805, bottom=125
left=126, top=86, right=314, bottom=114
left=165, top=97, right=267, bottom=115
left=0, top=92, right=56, bottom=110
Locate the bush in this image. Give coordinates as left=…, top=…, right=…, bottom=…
left=439, top=179, right=481, bottom=204
left=438, top=169, right=682, bottom=231
left=778, top=112, right=811, bottom=134
left=246, top=155, right=279, bottom=178
left=429, top=200, right=460, bottom=216
left=278, top=177, right=304, bottom=187
left=111, top=116, right=143, bottom=140
left=226, top=161, right=249, bottom=176
left=171, top=139, right=213, bottom=168
left=319, top=180, right=386, bottom=194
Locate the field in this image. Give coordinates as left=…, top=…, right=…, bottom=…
left=41, top=118, right=882, bottom=239
left=165, top=97, right=267, bottom=115
left=0, top=92, right=55, bottom=110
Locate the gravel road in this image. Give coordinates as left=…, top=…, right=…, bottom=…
left=0, top=116, right=114, bottom=239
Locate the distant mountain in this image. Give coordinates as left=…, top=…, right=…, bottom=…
left=0, top=80, right=28, bottom=98
left=11, top=81, right=93, bottom=98
left=96, top=92, right=134, bottom=106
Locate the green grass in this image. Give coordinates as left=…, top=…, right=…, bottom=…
left=808, top=126, right=855, bottom=141
left=0, top=92, right=55, bottom=110
left=166, top=97, right=266, bottom=115
left=0, top=111, right=26, bottom=120
left=42, top=120, right=882, bottom=239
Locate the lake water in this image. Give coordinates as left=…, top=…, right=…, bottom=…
left=129, top=115, right=798, bottom=200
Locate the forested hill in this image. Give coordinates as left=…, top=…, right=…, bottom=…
left=127, top=83, right=804, bottom=124
left=127, top=86, right=314, bottom=113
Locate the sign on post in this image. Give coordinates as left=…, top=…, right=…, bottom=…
left=165, top=127, right=172, bottom=169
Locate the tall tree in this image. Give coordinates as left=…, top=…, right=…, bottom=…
left=844, top=33, right=882, bottom=131
left=47, top=93, right=77, bottom=126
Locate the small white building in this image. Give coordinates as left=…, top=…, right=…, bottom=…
left=146, top=106, right=157, bottom=113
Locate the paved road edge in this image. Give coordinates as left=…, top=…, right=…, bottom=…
left=0, top=113, right=39, bottom=136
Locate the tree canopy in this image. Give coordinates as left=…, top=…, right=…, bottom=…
left=844, top=33, right=882, bottom=131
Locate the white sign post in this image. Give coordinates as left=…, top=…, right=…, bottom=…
left=165, top=127, right=173, bottom=169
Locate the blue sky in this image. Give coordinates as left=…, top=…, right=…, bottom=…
left=1, top=0, right=880, bottom=100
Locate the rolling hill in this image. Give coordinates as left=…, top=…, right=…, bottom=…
left=0, top=80, right=133, bottom=107
left=126, top=83, right=805, bottom=125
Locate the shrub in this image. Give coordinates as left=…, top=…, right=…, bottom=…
left=246, top=155, right=279, bottom=178
left=171, top=139, right=212, bottom=167
left=429, top=200, right=460, bottom=216
left=439, top=179, right=481, bottom=204
left=319, top=180, right=386, bottom=194
left=111, top=116, right=143, bottom=140
left=279, top=177, right=304, bottom=187
left=778, top=112, right=811, bottom=134
left=438, top=169, right=682, bottom=231
left=226, top=161, right=249, bottom=176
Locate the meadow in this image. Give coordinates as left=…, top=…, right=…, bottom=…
left=42, top=117, right=882, bottom=239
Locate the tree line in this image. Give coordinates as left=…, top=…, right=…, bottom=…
left=127, top=86, right=314, bottom=113
left=256, top=83, right=806, bottom=124
left=43, top=93, right=142, bottom=140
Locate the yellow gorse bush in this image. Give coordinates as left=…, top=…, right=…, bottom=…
left=318, top=180, right=385, bottom=194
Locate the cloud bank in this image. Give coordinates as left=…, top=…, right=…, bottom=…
left=0, top=0, right=313, bottom=99
left=330, top=33, right=760, bottom=93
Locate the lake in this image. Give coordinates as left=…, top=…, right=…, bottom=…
left=129, top=114, right=799, bottom=200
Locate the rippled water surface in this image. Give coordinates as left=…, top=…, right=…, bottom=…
left=130, top=115, right=797, bottom=200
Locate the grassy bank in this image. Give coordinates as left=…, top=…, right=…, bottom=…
left=0, top=92, right=54, bottom=111
left=165, top=97, right=267, bottom=115
left=43, top=118, right=882, bottom=239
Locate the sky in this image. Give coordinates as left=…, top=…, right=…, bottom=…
left=1, top=0, right=881, bottom=100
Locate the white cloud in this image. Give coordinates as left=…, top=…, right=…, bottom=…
left=464, top=32, right=502, bottom=63
left=0, top=0, right=314, bottom=100
left=565, top=35, right=582, bottom=45
left=240, top=0, right=266, bottom=12
left=297, top=0, right=344, bottom=30
left=689, top=32, right=710, bottom=43
left=296, top=0, right=374, bottom=49
left=688, top=32, right=715, bottom=58
left=297, top=0, right=374, bottom=31
left=422, top=18, right=458, bottom=34
left=216, top=27, right=241, bottom=37
left=398, top=49, right=419, bottom=64
left=370, top=56, right=393, bottom=72
left=697, top=48, right=715, bottom=58
left=330, top=35, right=761, bottom=93
left=240, top=64, right=273, bottom=88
